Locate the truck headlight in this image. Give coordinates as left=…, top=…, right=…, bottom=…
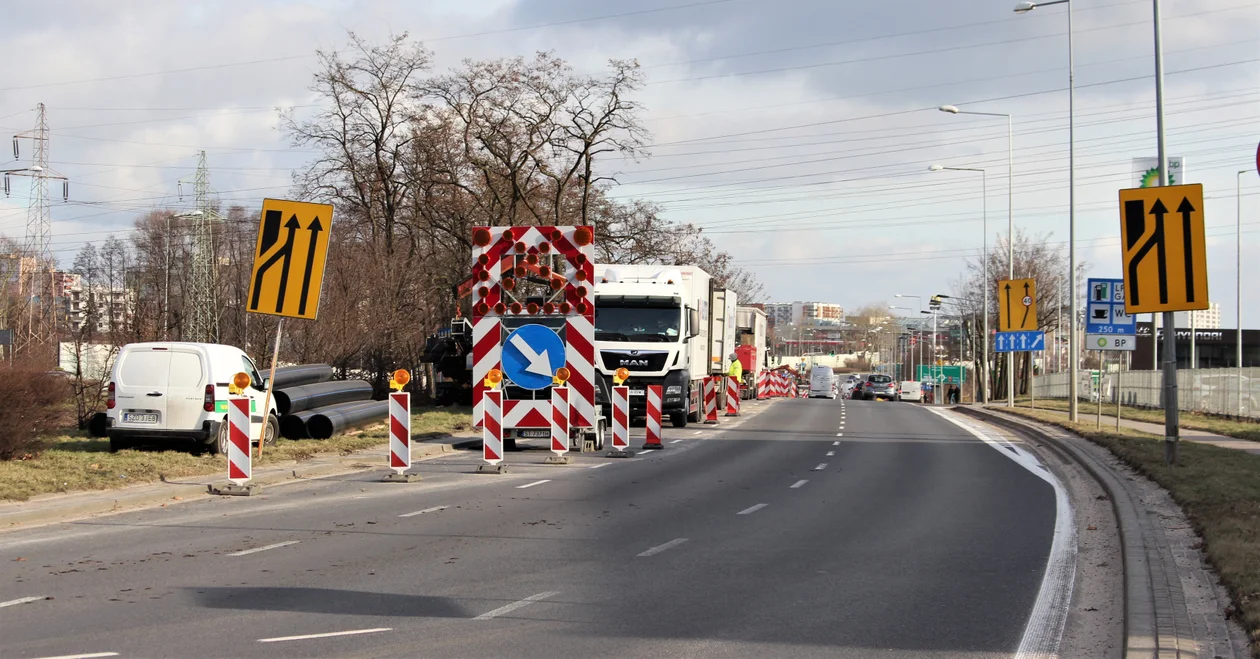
left=666, top=385, right=682, bottom=395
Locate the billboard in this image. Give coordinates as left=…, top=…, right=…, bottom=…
left=1132, top=156, right=1185, bottom=187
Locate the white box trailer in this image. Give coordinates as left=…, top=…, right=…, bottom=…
left=736, top=306, right=767, bottom=398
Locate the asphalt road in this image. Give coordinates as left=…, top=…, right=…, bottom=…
left=1, top=397, right=1060, bottom=659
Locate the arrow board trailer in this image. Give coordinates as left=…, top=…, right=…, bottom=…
left=471, top=226, right=602, bottom=452
left=593, top=264, right=734, bottom=428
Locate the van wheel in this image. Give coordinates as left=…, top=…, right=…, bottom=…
left=263, top=414, right=279, bottom=447
left=211, top=420, right=229, bottom=456
left=505, top=436, right=518, bottom=452
left=109, top=436, right=131, bottom=453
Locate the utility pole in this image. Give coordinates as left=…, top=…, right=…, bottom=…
left=183, top=151, right=221, bottom=343
left=3, top=103, right=68, bottom=363
left=1153, top=0, right=1180, bottom=465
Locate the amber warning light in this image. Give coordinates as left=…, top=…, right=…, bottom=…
left=613, top=367, right=630, bottom=385
left=230, top=372, right=251, bottom=395
left=390, top=369, right=411, bottom=391
left=485, top=368, right=503, bottom=389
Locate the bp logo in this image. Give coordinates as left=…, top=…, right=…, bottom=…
left=1097, top=337, right=1108, bottom=348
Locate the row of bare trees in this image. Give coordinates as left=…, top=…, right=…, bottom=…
left=1, top=32, right=762, bottom=410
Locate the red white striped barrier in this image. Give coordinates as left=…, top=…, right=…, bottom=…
left=611, top=385, right=630, bottom=450
left=726, top=376, right=740, bottom=416
left=704, top=377, right=718, bottom=424
left=643, top=384, right=663, bottom=449
left=757, top=371, right=770, bottom=399
left=551, top=386, right=569, bottom=456
left=227, top=397, right=251, bottom=485
left=483, top=390, right=503, bottom=465
left=389, top=392, right=410, bottom=473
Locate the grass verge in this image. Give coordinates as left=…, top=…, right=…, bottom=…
left=0, top=406, right=472, bottom=502
left=1003, top=406, right=1260, bottom=653
left=1017, top=397, right=1260, bottom=442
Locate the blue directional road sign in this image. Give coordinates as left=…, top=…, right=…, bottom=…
left=1085, top=278, right=1135, bottom=335
left=501, top=324, right=566, bottom=390
left=995, top=330, right=1045, bottom=353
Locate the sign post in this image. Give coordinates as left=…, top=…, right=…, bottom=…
left=245, top=198, right=334, bottom=458
left=1119, top=183, right=1209, bottom=465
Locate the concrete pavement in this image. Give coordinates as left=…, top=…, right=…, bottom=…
left=1, top=397, right=1067, bottom=658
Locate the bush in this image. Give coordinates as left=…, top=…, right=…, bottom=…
left=0, top=366, right=72, bottom=460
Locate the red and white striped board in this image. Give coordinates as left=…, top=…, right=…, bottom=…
left=471, top=226, right=595, bottom=435
left=483, top=390, right=503, bottom=465
left=643, top=384, right=663, bottom=449
left=227, top=397, right=251, bottom=485
left=611, top=385, right=630, bottom=450
left=757, top=371, right=770, bottom=399
left=726, top=376, right=740, bottom=416
left=551, top=386, right=569, bottom=456
left=703, top=377, right=718, bottom=424
left=389, top=392, right=410, bottom=473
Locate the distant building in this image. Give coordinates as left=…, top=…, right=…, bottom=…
left=1173, top=302, right=1220, bottom=329
left=54, top=272, right=135, bottom=334
left=765, top=301, right=844, bottom=328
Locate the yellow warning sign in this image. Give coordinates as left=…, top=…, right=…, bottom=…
left=246, top=199, right=332, bottom=320
left=998, top=278, right=1038, bottom=331
left=1118, top=184, right=1208, bottom=314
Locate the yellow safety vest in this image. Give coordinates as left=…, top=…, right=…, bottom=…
left=728, top=359, right=743, bottom=379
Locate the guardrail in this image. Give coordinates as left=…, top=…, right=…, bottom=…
left=1032, top=367, right=1260, bottom=419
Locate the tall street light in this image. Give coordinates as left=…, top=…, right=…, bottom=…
left=939, top=105, right=1015, bottom=407
left=1014, top=0, right=1077, bottom=419
left=891, top=305, right=918, bottom=380
left=896, top=294, right=923, bottom=379
left=930, top=164, right=989, bottom=403
left=1239, top=169, right=1250, bottom=416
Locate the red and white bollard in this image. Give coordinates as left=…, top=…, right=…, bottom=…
left=227, top=397, right=251, bottom=485
left=643, top=384, right=663, bottom=450
left=545, top=386, right=573, bottom=464
left=610, top=385, right=631, bottom=454
left=757, top=371, right=769, bottom=399
left=480, top=389, right=504, bottom=471
left=704, top=377, right=719, bottom=423
left=726, top=376, right=740, bottom=416
left=382, top=391, right=419, bottom=481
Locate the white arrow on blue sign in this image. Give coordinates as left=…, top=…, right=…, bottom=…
left=501, top=324, right=567, bottom=390
left=995, top=330, right=1044, bottom=353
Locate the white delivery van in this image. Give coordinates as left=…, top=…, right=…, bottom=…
left=106, top=342, right=279, bottom=454
left=899, top=380, right=923, bottom=402
left=808, top=365, right=836, bottom=399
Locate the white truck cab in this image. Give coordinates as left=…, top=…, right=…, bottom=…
left=105, top=342, right=279, bottom=454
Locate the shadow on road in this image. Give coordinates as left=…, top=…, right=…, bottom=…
left=188, top=586, right=470, bottom=618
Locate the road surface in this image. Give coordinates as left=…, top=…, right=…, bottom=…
left=1, top=397, right=1063, bottom=658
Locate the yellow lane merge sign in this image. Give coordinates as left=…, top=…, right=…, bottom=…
left=247, top=199, right=333, bottom=320
left=998, top=278, right=1038, bottom=331
left=1118, top=183, right=1208, bottom=314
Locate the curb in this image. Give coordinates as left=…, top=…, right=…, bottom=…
left=0, top=435, right=483, bottom=533
left=958, top=406, right=1193, bottom=658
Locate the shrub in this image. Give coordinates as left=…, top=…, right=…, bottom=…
left=0, top=366, right=72, bottom=460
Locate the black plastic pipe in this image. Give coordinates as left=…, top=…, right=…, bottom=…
left=274, top=380, right=373, bottom=415
left=306, top=401, right=390, bottom=440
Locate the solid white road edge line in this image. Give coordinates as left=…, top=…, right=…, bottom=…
left=399, top=505, right=448, bottom=518
left=473, top=591, right=560, bottom=620
left=28, top=653, right=119, bottom=659
left=928, top=408, right=1076, bottom=659
left=228, top=540, right=300, bottom=557
left=737, top=503, right=768, bottom=515
left=0, top=595, right=47, bottom=608
left=637, top=537, right=688, bottom=557
left=790, top=479, right=808, bottom=488
left=258, top=628, right=393, bottom=643
left=516, top=480, right=551, bottom=489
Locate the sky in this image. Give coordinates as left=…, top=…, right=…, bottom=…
left=0, top=0, right=1256, bottom=326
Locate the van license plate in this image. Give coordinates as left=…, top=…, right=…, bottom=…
left=629, top=388, right=645, bottom=396
left=123, top=413, right=158, bottom=423
left=517, top=429, right=549, bottom=438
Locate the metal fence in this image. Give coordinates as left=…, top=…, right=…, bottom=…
left=1032, top=367, right=1260, bottom=419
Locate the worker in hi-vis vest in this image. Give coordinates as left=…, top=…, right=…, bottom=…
left=728, top=353, right=743, bottom=380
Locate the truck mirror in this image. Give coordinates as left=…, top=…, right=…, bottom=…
left=688, top=308, right=700, bottom=338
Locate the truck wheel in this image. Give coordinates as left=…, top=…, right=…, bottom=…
left=594, top=419, right=606, bottom=451
left=670, top=412, right=688, bottom=428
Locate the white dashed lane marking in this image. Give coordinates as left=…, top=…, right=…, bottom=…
left=790, top=480, right=808, bottom=488
left=737, top=503, right=768, bottom=515
left=399, top=505, right=447, bottom=518
left=228, top=541, right=300, bottom=557
left=259, top=628, right=392, bottom=643
left=638, top=538, right=689, bottom=557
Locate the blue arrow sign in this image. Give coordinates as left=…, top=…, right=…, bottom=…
left=995, top=330, right=1044, bottom=353
left=501, top=324, right=566, bottom=390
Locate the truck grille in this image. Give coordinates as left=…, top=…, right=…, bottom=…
left=600, top=350, right=669, bottom=372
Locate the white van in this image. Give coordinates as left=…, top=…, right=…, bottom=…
left=898, top=381, right=922, bottom=402
left=808, top=365, right=836, bottom=399
left=106, top=342, right=279, bottom=454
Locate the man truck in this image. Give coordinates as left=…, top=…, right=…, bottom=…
left=592, top=265, right=737, bottom=427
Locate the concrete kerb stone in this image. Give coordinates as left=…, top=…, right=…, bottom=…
left=956, top=406, right=1182, bottom=657
left=0, top=434, right=482, bottom=533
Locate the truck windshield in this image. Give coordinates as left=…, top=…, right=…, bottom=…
left=595, top=306, right=680, bottom=342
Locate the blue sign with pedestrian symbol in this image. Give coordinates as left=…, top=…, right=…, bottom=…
left=502, top=324, right=566, bottom=391
left=995, top=330, right=1045, bottom=353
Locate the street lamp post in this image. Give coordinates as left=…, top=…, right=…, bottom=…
left=1013, top=0, right=1077, bottom=418
left=930, top=165, right=988, bottom=403
left=896, top=294, right=923, bottom=380
left=1239, top=169, right=1249, bottom=416
left=890, top=305, right=918, bottom=380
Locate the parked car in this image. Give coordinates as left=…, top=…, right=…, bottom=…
left=861, top=374, right=898, bottom=401
left=841, top=379, right=858, bottom=398
left=106, top=342, right=279, bottom=454
left=848, top=374, right=867, bottom=399
left=898, top=380, right=922, bottom=402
